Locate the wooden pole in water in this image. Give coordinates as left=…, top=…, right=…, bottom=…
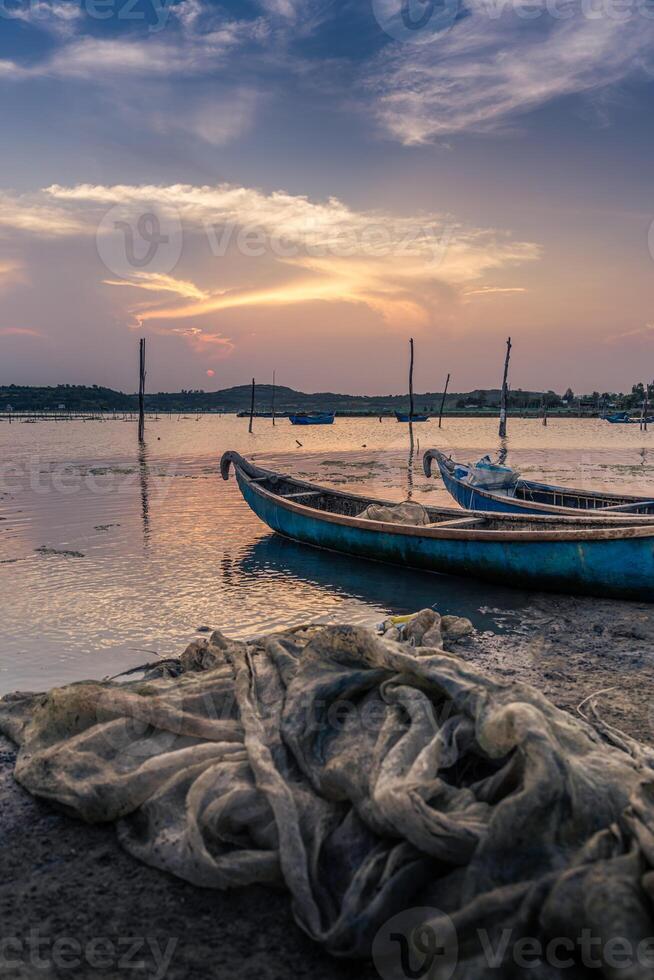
left=499, top=337, right=512, bottom=439
left=438, top=373, right=450, bottom=429
left=272, top=370, right=276, bottom=427
left=248, top=378, right=255, bottom=434
left=408, top=338, right=415, bottom=454
left=642, top=383, right=649, bottom=432
left=138, top=337, right=146, bottom=442
left=409, top=338, right=415, bottom=420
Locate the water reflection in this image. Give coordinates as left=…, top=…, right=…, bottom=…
left=7, top=417, right=654, bottom=693
left=138, top=440, right=151, bottom=549
left=406, top=438, right=415, bottom=500
left=239, top=533, right=529, bottom=628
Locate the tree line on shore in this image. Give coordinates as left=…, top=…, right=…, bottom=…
left=0, top=382, right=649, bottom=415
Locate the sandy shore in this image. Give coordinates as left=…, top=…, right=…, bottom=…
left=2, top=591, right=654, bottom=978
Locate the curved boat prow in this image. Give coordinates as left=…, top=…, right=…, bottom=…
left=221, top=451, right=259, bottom=481
left=423, top=449, right=450, bottom=478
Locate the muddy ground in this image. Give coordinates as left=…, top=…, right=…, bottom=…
left=1, top=591, right=654, bottom=979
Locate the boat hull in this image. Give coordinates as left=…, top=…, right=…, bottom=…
left=234, top=468, right=654, bottom=600
left=429, top=452, right=654, bottom=518
left=289, top=414, right=335, bottom=425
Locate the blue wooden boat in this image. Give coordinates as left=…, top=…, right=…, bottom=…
left=424, top=449, right=654, bottom=517
left=395, top=412, right=429, bottom=422
left=601, top=411, right=630, bottom=423
left=289, top=412, right=335, bottom=425
left=221, top=451, right=654, bottom=600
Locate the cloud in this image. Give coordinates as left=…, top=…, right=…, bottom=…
left=0, top=327, right=44, bottom=338
left=165, top=88, right=260, bottom=146
left=0, top=0, right=275, bottom=84
left=463, top=285, right=527, bottom=297
left=0, top=179, right=539, bottom=353
left=605, top=323, right=654, bottom=345
left=0, top=193, right=86, bottom=237
left=168, top=327, right=235, bottom=356
left=43, top=180, right=537, bottom=275
left=365, top=4, right=654, bottom=142
left=5, top=0, right=83, bottom=36
left=0, top=2, right=259, bottom=85
left=102, top=271, right=209, bottom=300
left=71, top=182, right=536, bottom=325
left=0, top=259, right=26, bottom=294
left=0, top=1, right=269, bottom=146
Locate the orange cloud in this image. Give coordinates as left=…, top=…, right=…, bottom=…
left=0, top=326, right=44, bottom=338
left=169, top=327, right=235, bottom=357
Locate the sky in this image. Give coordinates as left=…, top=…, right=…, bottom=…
left=1, top=0, right=654, bottom=395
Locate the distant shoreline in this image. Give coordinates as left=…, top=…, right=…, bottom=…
left=0, top=408, right=604, bottom=421
left=0, top=382, right=620, bottom=418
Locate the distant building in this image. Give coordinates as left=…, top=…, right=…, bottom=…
left=5, top=404, right=13, bottom=412
left=58, top=403, right=66, bottom=410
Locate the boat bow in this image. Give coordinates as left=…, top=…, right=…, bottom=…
left=423, top=449, right=451, bottom=478
left=221, top=451, right=265, bottom=482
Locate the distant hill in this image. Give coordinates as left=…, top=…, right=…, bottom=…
left=0, top=383, right=563, bottom=415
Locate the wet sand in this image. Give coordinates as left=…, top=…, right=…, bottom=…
left=1, top=592, right=653, bottom=978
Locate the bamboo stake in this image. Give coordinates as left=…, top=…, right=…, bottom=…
left=138, top=337, right=146, bottom=442
left=498, top=337, right=512, bottom=439
left=642, top=383, right=649, bottom=432
left=409, top=338, right=415, bottom=419
left=272, top=370, right=276, bottom=427
left=408, top=338, right=415, bottom=451
left=438, top=373, right=450, bottom=429
left=248, top=378, right=255, bottom=434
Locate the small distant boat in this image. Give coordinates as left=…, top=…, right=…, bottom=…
left=237, top=411, right=287, bottom=418
left=601, top=411, right=630, bottom=423
left=221, top=451, right=654, bottom=600
left=424, top=449, right=654, bottom=517
left=601, top=411, right=654, bottom=424
left=395, top=412, right=429, bottom=422
left=289, top=413, right=335, bottom=425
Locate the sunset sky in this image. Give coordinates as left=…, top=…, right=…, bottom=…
left=1, top=0, right=654, bottom=394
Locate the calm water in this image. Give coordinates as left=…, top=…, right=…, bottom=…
left=2, top=414, right=654, bottom=693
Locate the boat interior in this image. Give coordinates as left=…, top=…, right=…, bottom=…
left=510, top=481, right=654, bottom=512
left=238, top=465, right=654, bottom=533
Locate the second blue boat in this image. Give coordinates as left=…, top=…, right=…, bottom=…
left=424, top=449, right=654, bottom=517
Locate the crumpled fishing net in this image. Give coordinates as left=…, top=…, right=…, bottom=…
left=359, top=500, right=431, bottom=526
left=2, top=609, right=654, bottom=976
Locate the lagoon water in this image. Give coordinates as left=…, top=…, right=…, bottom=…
left=2, top=414, right=654, bottom=693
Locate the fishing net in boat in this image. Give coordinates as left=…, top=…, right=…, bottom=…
left=359, top=500, right=432, bottom=526
left=2, top=611, right=654, bottom=976
left=464, top=456, right=519, bottom=491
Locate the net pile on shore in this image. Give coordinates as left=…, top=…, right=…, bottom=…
left=2, top=610, right=654, bottom=975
